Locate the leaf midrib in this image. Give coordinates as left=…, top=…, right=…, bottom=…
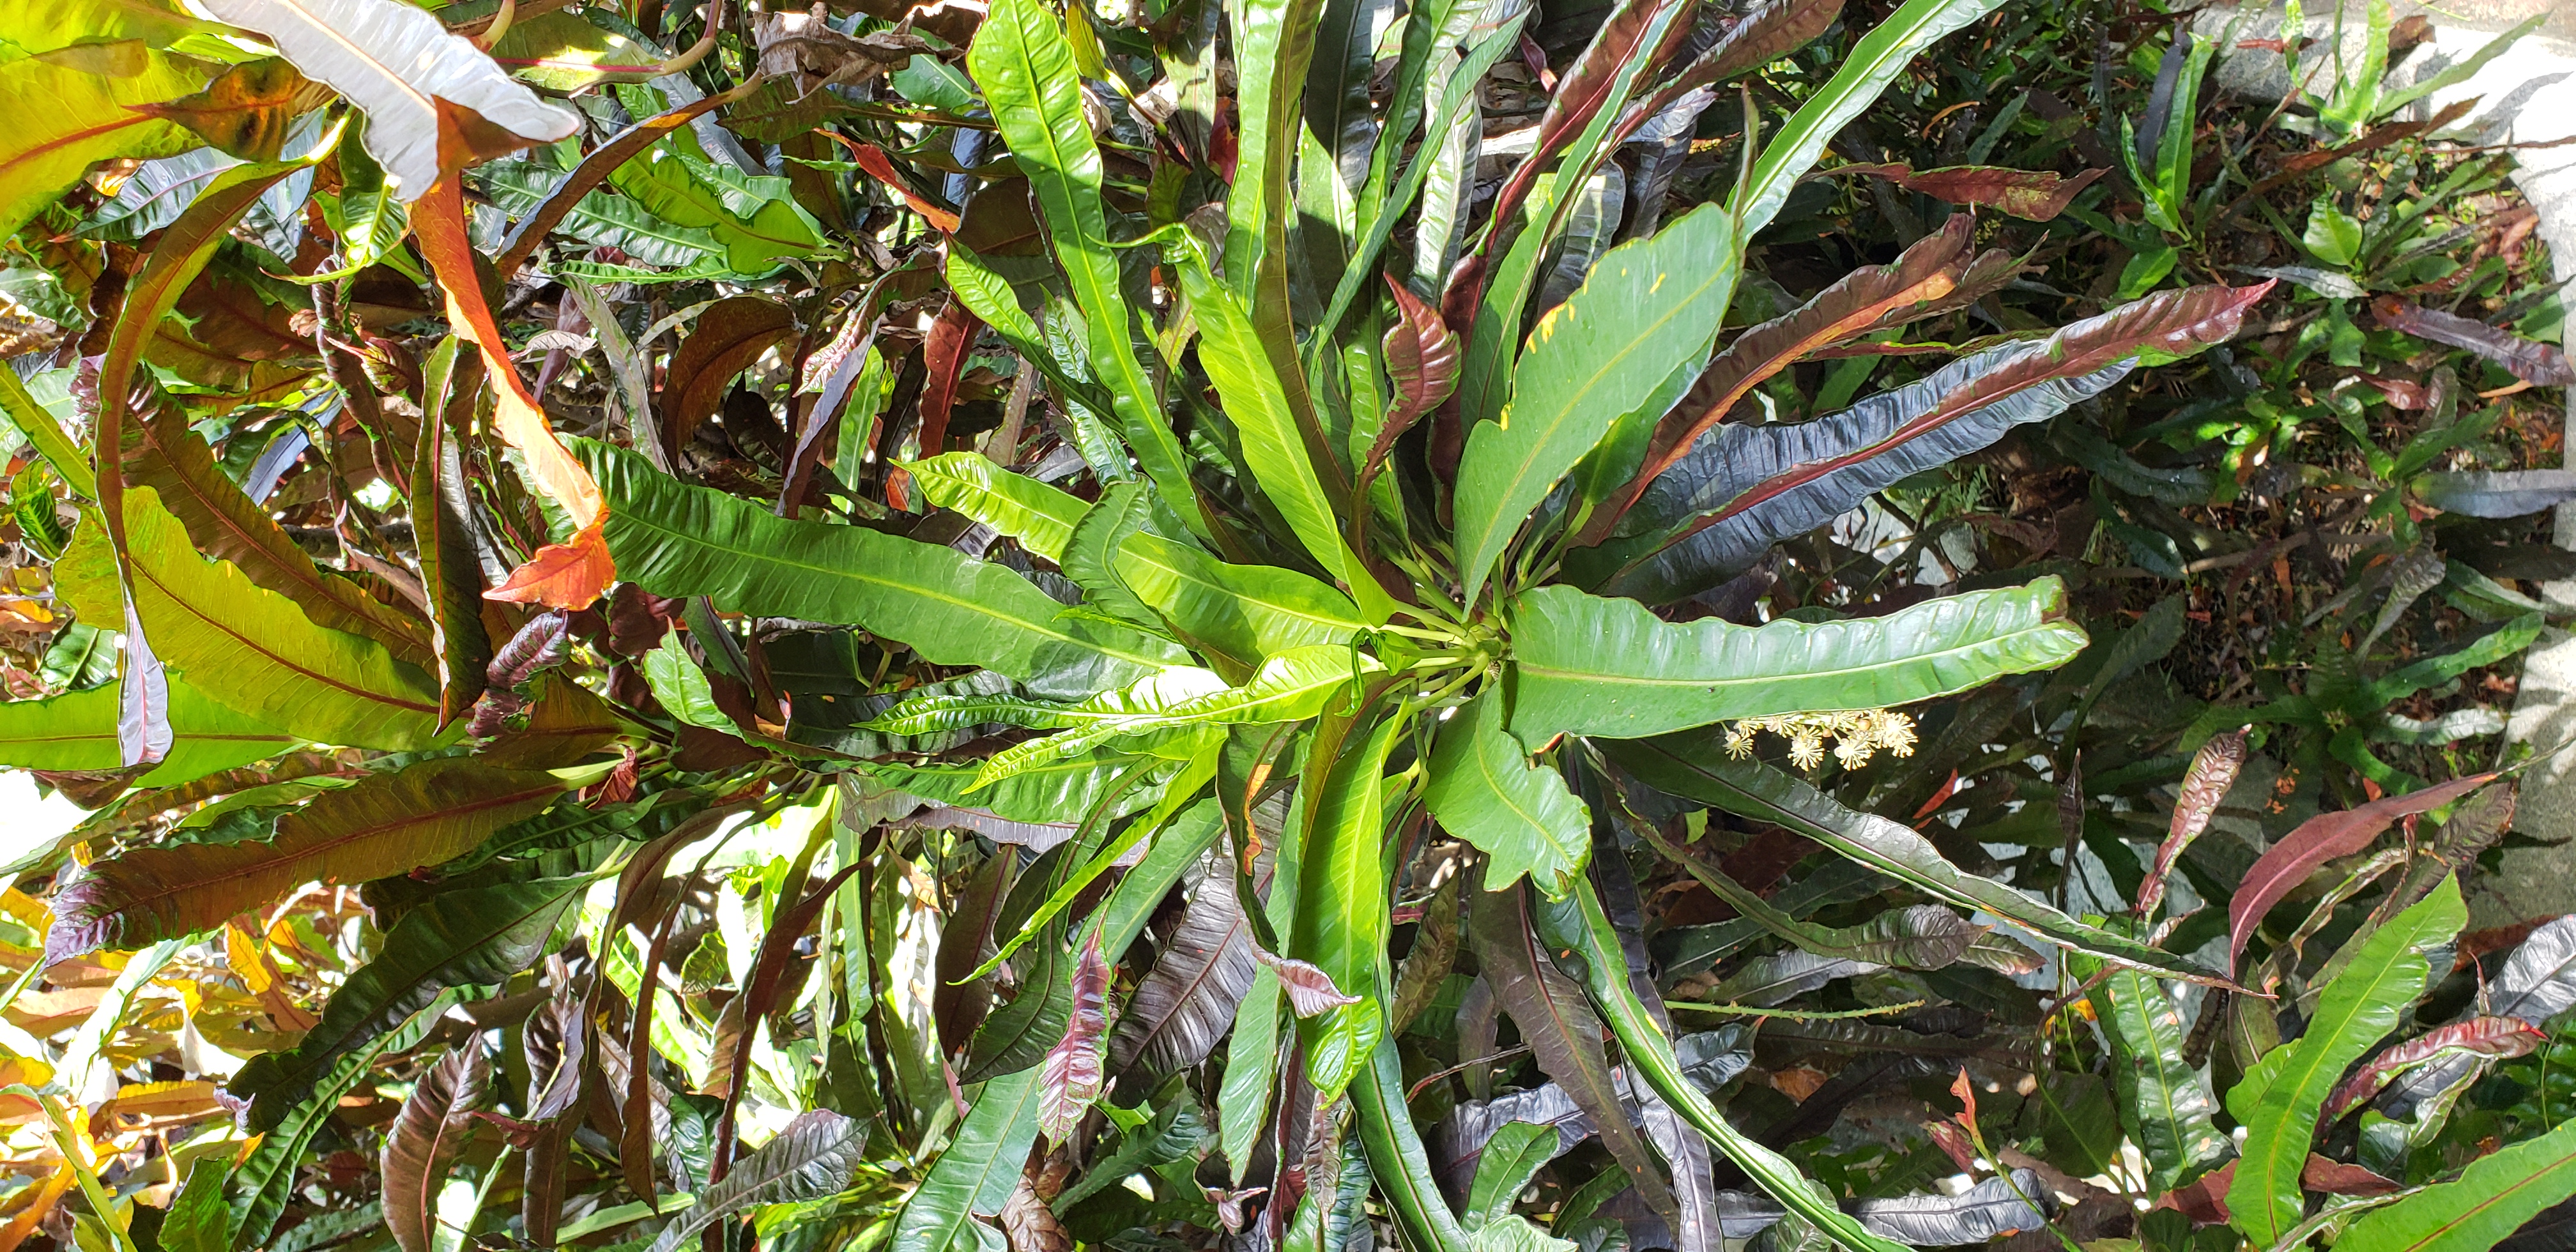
left=1520, top=610, right=2060, bottom=691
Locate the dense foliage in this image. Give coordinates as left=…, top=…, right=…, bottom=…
left=0, top=0, right=2571, bottom=1248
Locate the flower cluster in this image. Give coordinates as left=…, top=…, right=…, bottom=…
left=1723, top=710, right=1919, bottom=770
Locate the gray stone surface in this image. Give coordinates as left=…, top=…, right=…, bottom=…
left=2194, top=4, right=2576, bottom=928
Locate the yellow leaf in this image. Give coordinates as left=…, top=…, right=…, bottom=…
left=223, top=924, right=272, bottom=993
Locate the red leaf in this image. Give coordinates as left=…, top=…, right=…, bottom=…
left=2152, top=1161, right=2234, bottom=1225
left=1593, top=215, right=1974, bottom=540
left=851, top=142, right=960, bottom=233
left=1927, top=1120, right=1977, bottom=1173
left=416, top=104, right=611, bottom=583
left=2324, top=1016, right=2544, bottom=1119
left=1039, top=929, right=1112, bottom=1147
left=2137, top=729, right=2247, bottom=918
left=1357, top=277, right=1459, bottom=496
left=484, top=519, right=616, bottom=610
left=1617, top=0, right=1843, bottom=145
left=2229, top=772, right=2497, bottom=973
left=915, top=297, right=983, bottom=463
left=1255, top=950, right=1363, bottom=1018
left=382, top=1045, right=490, bottom=1252
left=2301, top=1156, right=2402, bottom=1196
left=2371, top=296, right=2576, bottom=386
left=1821, top=163, right=2109, bottom=221
left=658, top=296, right=799, bottom=463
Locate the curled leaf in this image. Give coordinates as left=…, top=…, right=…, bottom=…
left=2372, top=296, right=2575, bottom=386
left=2136, top=728, right=2246, bottom=918
left=1255, top=950, right=1364, bottom=1018
left=1038, top=929, right=1112, bottom=1147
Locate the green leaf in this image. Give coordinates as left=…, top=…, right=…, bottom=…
left=966, top=0, right=1206, bottom=541
left=488, top=10, right=664, bottom=91
left=1534, top=878, right=1912, bottom=1252
left=582, top=440, right=1185, bottom=699
left=1353, top=1027, right=1474, bottom=1252
left=1173, top=248, right=1393, bottom=623
left=1061, top=482, right=1167, bottom=634
left=1425, top=689, right=1591, bottom=899
left=2085, top=964, right=2232, bottom=1194
left=56, top=488, right=442, bottom=751
left=2334, top=1113, right=2576, bottom=1252
left=2228, top=878, right=2465, bottom=1247
left=605, top=148, right=822, bottom=275
left=0, top=679, right=293, bottom=787
left=1292, top=713, right=1402, bottom=1099
left=910, top=452, right=1367, bottom=669
left=1452, top=203, right=1737, bottom=604
left=972, top=647, right=1368, bottom=786
left=1465, top=1122, right=1559, bottom=1230
left=1508, top=579, right=2087, bottom=744
left=0, top=47, right=207, bottom=243
left=1219, top=969, right=1283, bottom=1184
left=850, top=752, right=1176, bottom=827
left=1729, top=0, right=2006, bottom=238
left=48, top=756, right=569, bottom=959
left=228, top=874, right=590, bottom=1131
left=1604, top=738, right=2234, bottom=987
left=640, top=632, right=737, bottom=734
left=891, top=1069, right=1045, bottom=1252
left=2304, top=198, right=2363, bottom=268
left=479, top=156, right=720, bottom=268
left=230, top=1030, right=403, bottom=1246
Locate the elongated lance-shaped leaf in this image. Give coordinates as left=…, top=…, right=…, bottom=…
left=1729, top=0, right=2004, bottom=238
left=1630, top=814, right=1982, bottom=967
left=1533, top=878, right=1913, bottom=1252
left=0, top=45, right=208, bottom=246
left=1508, top=579, right=2085, bottom=745
left=970, top=647, right=1371, bottom=786
left=2372, top=294, right=2576, bottom=386
left=968, top=0, right=1206, bottom=542
left=493, top=75, right=768, bottom=275
left=1293, top=712, right=1404, bottom=1099
left=2083, top=962, right=2232, bottom=1195
left=382, top=1044, right=491, bottom=1252
left=1610, top=0, right=1844, bottom=150
left=2137, top=729, right=2246, bottom=918
left=2228, top=878, right=2466, bottom=1246
left=1606, top=738, right=2235, bottom=986
left=1452, top=202, right=1736, bottom=604
left=231, top=873, right=590, bottom=1130
left=0, top=679, right=295, bottom=788
left=2327, top=1016, right=2543, bottom=1120
left=1585, top=282, right=2271, bottom=602
left=909, top=452, right=1366, bottom=669
left=896, top=1046, right=1043, bottom=1252
left=232, top=1028, right=406, bottom=1246
left=1453, top=0, right=1690, bottom=314
left=2333, top=1108, right=2576, bottom=1252
left=1473, top=880, right=1678, bottom=1221
left=1591, top=215, right=1972, bottom=540
left=2229, top=773, right=2494, bottom=973
left=1110, top=850, right=1268, bottom=1080
left=1173, top=247, right=1393, bottom=621
left=1360, top=277, right=1461, bottom=497
left=581, top=440, right=1181, bottom=699
left=648, top=1111, right=866, bottom=1252
left=1354, top=1034, right=1476, bottom=1252
left=1038, top=921, right=1112, bottom=1147
left=1426, top=690, right=1591, bottom=898
left=56, top=488, right=441, bottom=751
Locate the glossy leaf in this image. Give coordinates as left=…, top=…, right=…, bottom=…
left=660, top=296, right=799, bottom=459
left=231, top=874, right=590, bottom=1130
left=493, top=75, right=768, bottom=275
left=2137, top=728, right=2246, bottom=918
left=2229, top=774, right=2494, bottom=972
left=910, top=452, right=1367, bottom=669
left=56, top=489, right=442, bottom=751
left=2336, top=1115, right=2576, bottom=1252
left=1534, top=879, right=1911, bottom=1252
left=2372, top=295, right=2576, bottom=386
left=1607, top=738, right=2234, bottom=986
left=971, top=646, right=1368, bottom=785
left=199, top=0, right=578, bottom=197
left=1473, top=881, right=1676, bottom=1221
left=1425, top=689, right=1591, bottom=898
left=1822, top=162, right=2107, bottom=220
left=1731, top=0, right=2005, bottom=236
left=648, top=1111, right=867, bottom=1252
left=1453, top=202, right=1736, bottom=605
left=1599, top=215, right=1973, bottom=536
left=382, top=1044, right=491, bottom=1252
left=1108, top=857, right=1262, bottom=1080
left=1584, top=283, right=2270, bottom=602
left=1174, top=248, right=1392, bottom=622
left=1361, top=277, right=1462, bottom=497
left=1291, top=714, right=1400, bottom=1099
left=1038, top=929, right=1112, bottom=1147
left=2087, top=965, right=2232, bottom=1195
left=1509, top=579, right=2085, bottom=745
left=2228, top=878, right=2465, bottom=1246
left=47, top=756, right=567, bottom=959
left=967, top=0, right=1205, bottom=540
left=585, top=441, right=1183, bottom=699
left=2327, top=1016, right=2543, bottom=1120
left=0, top=49, right=206, bottom=243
